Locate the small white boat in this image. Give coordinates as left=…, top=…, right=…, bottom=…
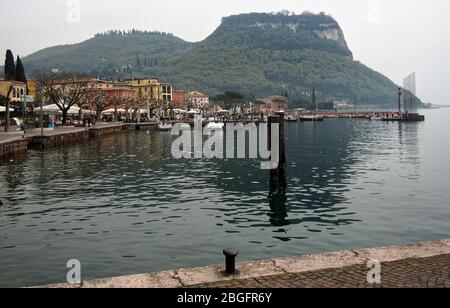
left=156, top=123, right=173, bottom=131
left=370, top=115, right=383, bottom=121
left=285, top=115, right=298, bottom=122
left=206, top=122, right=225, bottom=130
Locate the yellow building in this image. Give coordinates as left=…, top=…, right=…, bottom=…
left=0, top=80, right=27, bottom=104
left=27, top=79, right=37, bottom=100
left=120, top=78, right=173, bottom=102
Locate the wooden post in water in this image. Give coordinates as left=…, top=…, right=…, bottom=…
left=268, top=112, right=286, bottom=196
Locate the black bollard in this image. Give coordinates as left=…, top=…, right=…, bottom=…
left=223, top=248, right=238, bottom=274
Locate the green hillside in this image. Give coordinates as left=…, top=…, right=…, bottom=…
left=24, top=30, right=193, bottom=76
left=22, top=12, right=403, bottom=106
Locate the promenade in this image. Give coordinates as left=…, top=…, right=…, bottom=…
left=37, top=239, right=450, bottom=288
left=193, top=254, right=450, bottom=288
left=0, top=122, right=144, bottom=159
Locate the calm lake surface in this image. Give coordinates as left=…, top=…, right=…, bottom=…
left=1, top=109, right=449, bottom=287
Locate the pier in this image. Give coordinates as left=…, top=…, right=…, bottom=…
left=293, top=111, right=425, bottom=121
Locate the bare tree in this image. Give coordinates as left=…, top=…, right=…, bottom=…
left=134, top=97, right=147, bottom=124
left=35, top=71, right=90, bottom=125
left=109, top=91, right=124, bottom=122
left=86, top=87, right=109, bottom=120
left=0, top=85, right=14, bottom=132
left=122, top=99, right=137, bottom=122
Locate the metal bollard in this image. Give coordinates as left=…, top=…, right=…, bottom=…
left=223, top=248, right=238, bottom=274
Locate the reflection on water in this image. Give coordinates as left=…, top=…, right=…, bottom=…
left=1, top=109, right=450, bottom=287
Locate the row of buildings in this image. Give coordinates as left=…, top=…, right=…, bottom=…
left=0, top=76, right=211, bottom=112
left=1, top=75, right=291, bottom=117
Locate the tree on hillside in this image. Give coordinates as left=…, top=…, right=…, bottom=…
left=15, top=56, right=27, bottom=84
left=211, top=91, right=246, bottom=112
left=35, top=71, right=90, bottom=124
left=312, top=88, right=317, bottom=110
left=4, top=50, right=15, bottom=81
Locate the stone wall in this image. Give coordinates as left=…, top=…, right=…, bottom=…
left=89, top=125, right=123, bottom=138
left=29, top=130, right=90, bottom=149
left=2, top=124, right=145, bottom=158
left=0, top=138, right=28, bottom=159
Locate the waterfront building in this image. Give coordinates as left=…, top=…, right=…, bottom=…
left=186, top=91, right=209, bottom=109
left=251, top=100, right=268, bottom=114
left=173, top=89, right=187, bottom=106
left=0, top=80, right=27, bottom=103
left=89, top=80, right=134, bottom=101
left=117, top=78, right=174, bottom=117
left=252, top=96, right=288, bottom=115
left=27, top=79, right=37, bottom=101
left=120, top=78, right=172, bottom=103
left=160, top=83, right=173, bottom=103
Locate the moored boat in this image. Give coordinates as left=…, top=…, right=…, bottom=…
left=206, top=122, right=225, bottom=130
left=285, top=115, right=299, bottom=122
left=370, top=114, right=383, bottom=121
left=156, top=122, right=173, bottom=131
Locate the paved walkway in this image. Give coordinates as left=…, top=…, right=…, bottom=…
left=0, top=122, right=123, bottom=141
left=191, top=254, right=450, bottom=288
left=37, top=239, right=450, bottom=288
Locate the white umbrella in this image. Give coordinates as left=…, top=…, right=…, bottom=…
left=34, top=104, right=91, bottom=115
left=0, top=106, right=14, bottom=112
left=33, top=104, right=61, bottom=113
left=102, top=108, right=126, bottom=114
left=67, top=106, right=80, bottom=115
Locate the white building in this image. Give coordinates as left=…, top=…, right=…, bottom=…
left=186, top=91, right=209, bottom=109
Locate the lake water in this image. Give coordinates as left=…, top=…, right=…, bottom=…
left=1, top=109, right=449, bottom=287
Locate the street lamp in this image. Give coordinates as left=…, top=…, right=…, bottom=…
left=22, top=84, right=27, bottom=131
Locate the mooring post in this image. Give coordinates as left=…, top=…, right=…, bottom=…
left=268, top=112, right=286, bottom=196
left=223, top=248, right=238, bottom=274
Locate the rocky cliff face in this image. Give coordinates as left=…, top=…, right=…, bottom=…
left=253, top=21, right=348, bottom=48
left=211, top=12, right=353, bottom=58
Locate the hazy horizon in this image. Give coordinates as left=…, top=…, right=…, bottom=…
left=1, top=0, right=449, bottom=104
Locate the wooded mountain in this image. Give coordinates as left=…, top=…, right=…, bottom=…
left=23, top=12, right=404, bottom=106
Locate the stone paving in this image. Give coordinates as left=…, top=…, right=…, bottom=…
left=191, top=254, right=450, bottom=288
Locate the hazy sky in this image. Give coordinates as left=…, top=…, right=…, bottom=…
left=1, top=0, right=449, bottom=103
